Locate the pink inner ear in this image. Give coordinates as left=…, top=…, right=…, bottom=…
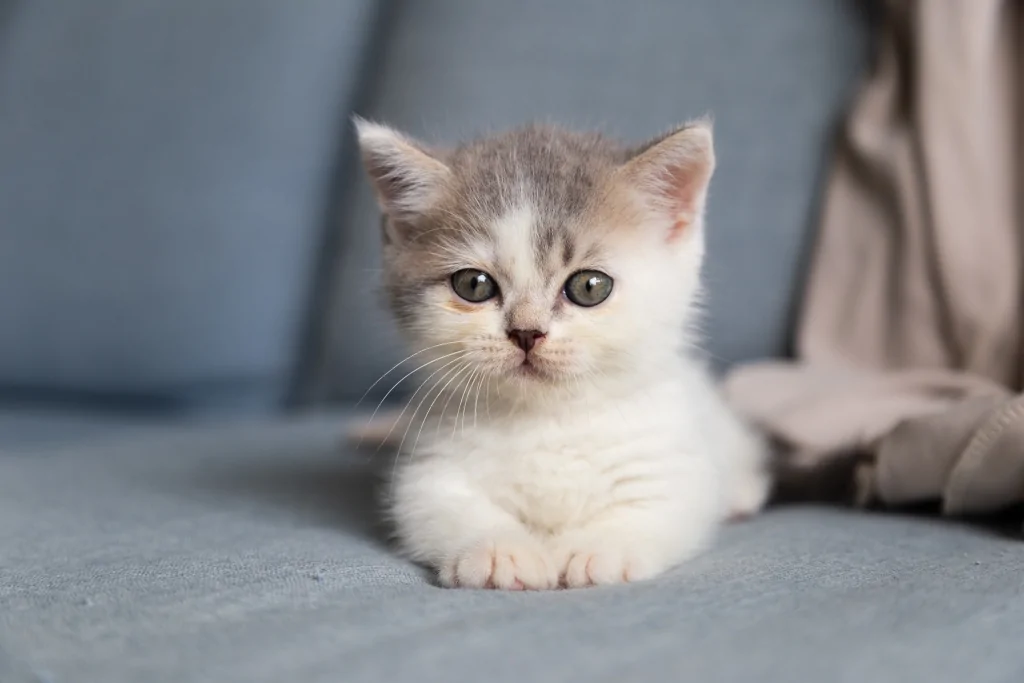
left=660, top=162, right=706, bottom=242
left=623, top=123, right=715, bottom=243
left=669, top=217, right=688, bottom=242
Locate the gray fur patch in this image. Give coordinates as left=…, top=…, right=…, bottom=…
left=443, top=124, right=623, bottom=233
left=377, top=124, right=640, bottom=314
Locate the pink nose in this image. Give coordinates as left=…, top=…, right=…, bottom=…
left=507, top=329, right=545, bottom=353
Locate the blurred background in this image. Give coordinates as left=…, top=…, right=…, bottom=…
left=0, top=0, right=869, bottom=433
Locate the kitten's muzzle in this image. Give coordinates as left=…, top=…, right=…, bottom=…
left=507, top=329, right=545, bottom=354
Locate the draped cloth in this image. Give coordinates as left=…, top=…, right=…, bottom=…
left=724, top=0, right=1024, bottom=517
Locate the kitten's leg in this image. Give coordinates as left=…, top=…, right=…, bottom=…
left=724, top=445, right=772, bottom=522
left=709, top=403, right=772, bottom=521
left=685, top=363, right=772, bottom=520
left=553, top=456, right=721, bottom=587
left=390, top=459, right=559, bottom=590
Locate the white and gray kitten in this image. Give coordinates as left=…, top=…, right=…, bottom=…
left=354, top=118, right=770, bottom=589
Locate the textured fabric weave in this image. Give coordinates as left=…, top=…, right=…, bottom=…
left=0, top=1, right=377, bottom=409
left=2, top=414, right=1023, bottom=682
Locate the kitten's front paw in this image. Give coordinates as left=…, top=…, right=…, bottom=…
left=560, top=546, right=664, bottom=588
left=438, top=536, right=559, bottom=590
left=726, top=466, right=771, bottom=521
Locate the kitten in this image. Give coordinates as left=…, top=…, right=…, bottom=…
left=354, top=118, right=770, bottom=589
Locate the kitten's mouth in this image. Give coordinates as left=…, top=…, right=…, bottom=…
left=513, top=358, right=546, bottom=379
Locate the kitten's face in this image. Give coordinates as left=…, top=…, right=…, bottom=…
left=356, top=121, right=714, bottom=398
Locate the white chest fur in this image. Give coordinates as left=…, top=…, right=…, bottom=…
left=446, top=392, right=699, bottom=533
left=387, top=360, right=769, bottom=588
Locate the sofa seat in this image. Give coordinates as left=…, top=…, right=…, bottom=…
left=1, top=413, right=1021, bottom=683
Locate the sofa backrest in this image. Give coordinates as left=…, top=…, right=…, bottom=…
left=0, top=1, right=870, bottom=413
left=306, top=0, right=871, bottom=403
left=0, top=0, right=380, bottom=413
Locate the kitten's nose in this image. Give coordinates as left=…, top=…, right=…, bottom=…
left=507, top=329, right=545, bottom=353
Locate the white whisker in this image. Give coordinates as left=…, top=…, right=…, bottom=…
left=472, top=370, right=486, bottom=429
left=392, top=355, right=467, bottom=455
left=467, top=369, right=486, bottom=432
left=380, top=353, right=468, bottom=455
left=411, top=362, right=472, bottom=459
left=386, top=355, right=469, bottom=499
left=354, top=341, right=465, bottom=408
left=437, top=363, right=476, bottom=440
left=484, top=373, right=493, bottom=420
left=454, top=367, right=479, bottom=439
left=358, top=349, right=468, bottom=450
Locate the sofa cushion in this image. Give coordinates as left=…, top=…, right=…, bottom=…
left=1, top=413, right=1021, bottom=682
left=308, top=0, right=869, bottom=402
left=0, top=1, right=380, bottom=411
left=0, top=407, right=154, bottom=449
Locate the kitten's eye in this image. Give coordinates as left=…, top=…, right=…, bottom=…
left=564, top=270, right=613, bottom=307
left=450, top=269, right=499, bottom=303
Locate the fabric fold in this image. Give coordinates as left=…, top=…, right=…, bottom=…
left=725, top=0, right=1024, bottom=519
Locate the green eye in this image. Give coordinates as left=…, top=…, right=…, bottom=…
left=564, top=270, right=613, bottom=307
left=451, top=269, right=498, bottom=303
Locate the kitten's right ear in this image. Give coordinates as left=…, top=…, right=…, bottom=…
left=619, top=119, right=715, bottom=242
left=353, top=117, right=450, bottom=226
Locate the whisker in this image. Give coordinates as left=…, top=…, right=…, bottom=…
left=411, top=362, right=472, bottom=459
left=472, top=370, right=486, bottom=429
left=393, top=356, right=467, bottom=453
left=354, top=341, right=465, bottom=408
left=437, top=363, right=475, bottom=440
left=454, top=367, right=479, bottom=439
left=485, top=373, right=493, bottom=420
left=379, top=353, right=468, bottom=455
left=467, top=369, right=486, bottom=433
left=357, top=349, right=468, bottom=450
left=460, top=370, right=476, bottom=435
left=385, top=357, right=469, bottom=500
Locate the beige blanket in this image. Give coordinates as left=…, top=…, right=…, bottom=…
left=724, top=0, right=1024, bottom=516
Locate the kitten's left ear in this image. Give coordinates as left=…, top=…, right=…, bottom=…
left=353, top=117, right=451, bottom=225
left=620, top=120, right=715, bottom=241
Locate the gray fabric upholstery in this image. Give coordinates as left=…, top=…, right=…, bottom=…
left=0, top=408, right=153, bottom=449
left=2, top=414, right=1021, bottom=683
left=0, top=1, right=378, bottom=409
left=313, top=0, right=869, bottom=401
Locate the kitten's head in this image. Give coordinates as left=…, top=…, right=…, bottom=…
left=356, top=120, right=714, bottom=399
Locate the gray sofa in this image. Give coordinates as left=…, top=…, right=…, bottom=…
left=2, top=2, right=1021, bottom=682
